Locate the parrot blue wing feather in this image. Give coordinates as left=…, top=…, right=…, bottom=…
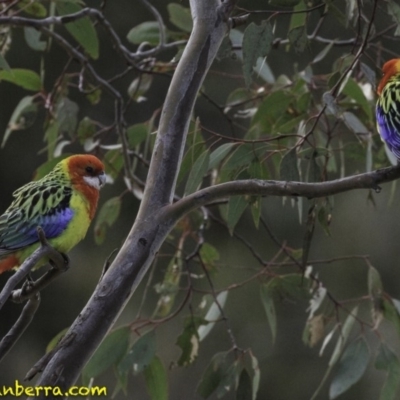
left=0, top=178, right=73, bottom=256
left=377, top=79, right=400, bottom=159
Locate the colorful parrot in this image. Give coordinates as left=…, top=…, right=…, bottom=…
left=376, top=58, right=400, bottom=159
left=0, top=154, right=106, bottom=274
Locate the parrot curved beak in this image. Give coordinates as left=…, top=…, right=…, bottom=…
left=98, top=172, right=106, bottom=188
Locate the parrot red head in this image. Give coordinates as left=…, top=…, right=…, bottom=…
left=64, top=155, right=106, bottom=219
left=377, top=58, right=400, bottom=95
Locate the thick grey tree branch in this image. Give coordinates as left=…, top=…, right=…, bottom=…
left=30, top=0, right=230, bottom=395
left=164, top=165, right=400, bottom=223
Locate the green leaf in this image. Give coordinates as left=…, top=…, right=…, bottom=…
left=198, top=291, right=228, bottom=342
left=86, top=86, right=102, bottom=105
left=104, top=149, right=124, bottom=180
left=302, top=203, right=316, bottom=265
left=248, top=160, right=268, bottom=180
left=287, top=1, right=308, bottom=53
left=388, top=1, right=400, bottom=36
left=178, top=119, right=204, bottom=183
left=252, top=90, right=293, bottom=131
left=118, top=330, right=156, bottom=375
left=227, top=195, right=248, bottom=234
left=44, top=120, right=60, bottom=160
left=94, top=197, right=122, bottom=245
left=361, top=62, right=376, bottom=87
left=143, top=356, right=168, bottom=400
left=219, top=144, right=263, bottom=182
left=243, top=351, right=260, bottom=400
left=260, top=284, right=277, bottom=343
left=323, top=91, right=340, bottom=117
left=24, top=27, right=46, bottom=51
left=167, top=3, right=193, bottom=33
left=197, top=351, right=236, bottom=399
left=329, top=337, right=370, bottom=399
left=268, top=273, right=311, bottom=301
left=46, top=327, right=69, bottom=353
left=242, top=21, right=273, bottom=87
left=154, top=252, right=182, bottom=317
left=176, top=316, right=204, bottom=366
left=342, top=77, right=372, bottom=119
left=236, top=369, right=252, bottom=400
left=127, top=123, right=148, bottom=148
left=18, top=0, right=47, bottom=17
left=383, top=298, right=400, bottom=337
left=250, top=196, right=262, bottom=229
left=216, top=362, right=242, bottom=398
left=329, top=306, right=358, bottom=367
left=217, top=35, right=232, bottom=60
left=0, top=69, right=41, bottom=91
left=288, top=26, right=308, bottom=53
left=327, top=2, right=347, bottom=27
left=342, top=112, right=369, bottom=135
left=77, top=117, right=96, bottom=144
left=392, top=298, right=400, bottom=315
left=56, top=1, right=99, bottom=59
left=375, top=343, right=400, bottom=400
left=199, top=242, right=220, bottom=271
left=317, top=203, right=332, bottom=236
left=209, top=143, right=236, bottom=170
left=0, top=53, right=10, bottom=71
left=2, top=96, right=38, bottom=147
left=127, top=74, right=153, bottom=101
left=82, top=327, right=130, bottom=384
left=311, top=42, right=334, bottom=64
left=226, top=88, right=250, bottom=108
left=280, top=147, right=300, bottom=181
left=184, top=150, right=209, bottom=195
left=368, top=265, right=383, bottom=298
left=127, top=21, right=161, bottom=46
left=56, top=97, right=79, bottom=138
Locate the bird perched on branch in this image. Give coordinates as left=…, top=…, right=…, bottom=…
left=0, top=154, right=106, bottom=274
left=376, top=58, right=400, bottom=160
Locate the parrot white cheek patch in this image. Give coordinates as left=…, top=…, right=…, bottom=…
left=83, top=175, right=101, bottom=190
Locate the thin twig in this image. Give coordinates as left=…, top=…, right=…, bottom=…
left=0, top=293, right=40, bottom=362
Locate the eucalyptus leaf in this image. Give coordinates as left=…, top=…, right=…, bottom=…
left=56, top=1, right=99, bottom=59
left=0, top=69, right=41, bottom=91
left=94, top=197, right=122, bottom=245
left=184, top=150, right=209, bottom=195
left=167, top=3, right=193, bottom=32
left=280, top=147, right=300, bottom=182
left=24, top=27, right=46, bottom=51
left=2, top=96, right=37, bottom=147
left=82, top=327, right=130, bottom=385
left=143, top=356, right=168, bottom=400
left=198, top=291, right=228, bottom=342
left=329, top=338, right=370, bottom=399
left=242, top=21, right=273, bottom=87
left=127, top=21, right=161, bottom=46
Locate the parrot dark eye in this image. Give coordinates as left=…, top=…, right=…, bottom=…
left=85, top=166, right=94, bottom=174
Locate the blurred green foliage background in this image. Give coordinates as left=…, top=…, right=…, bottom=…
left=1, top=0, right=400, bottom=399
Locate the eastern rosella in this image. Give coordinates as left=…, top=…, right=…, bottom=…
left=376, top=58, right=400, bottom=159
left=0, top=154, right=105, bottom=274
